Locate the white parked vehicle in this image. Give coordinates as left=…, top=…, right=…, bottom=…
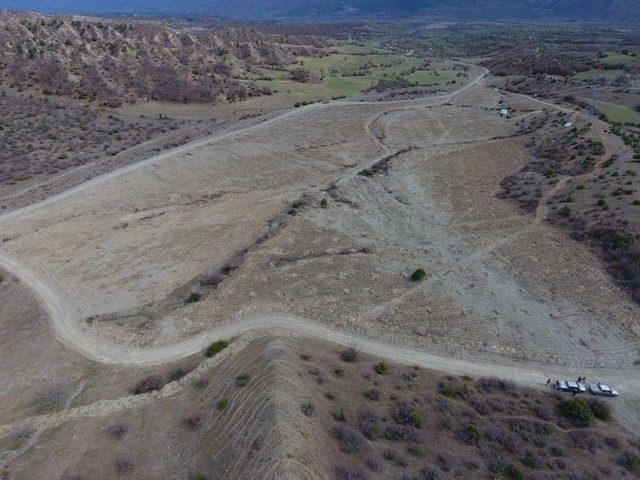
left=554, top=380, right=586, bottom=394
left=589, top=383, right=619, bottom=397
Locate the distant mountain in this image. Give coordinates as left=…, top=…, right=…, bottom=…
left=1, top=0, right=639, bottom=24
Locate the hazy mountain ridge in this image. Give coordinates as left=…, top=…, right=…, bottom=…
left=1, top=0, right=639, bottom=24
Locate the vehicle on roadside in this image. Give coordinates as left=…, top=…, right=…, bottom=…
left=589, top=383, right=619, bottom=397
left=553, top=380, right=586, bottom=393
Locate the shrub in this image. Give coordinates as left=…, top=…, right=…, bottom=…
left=115, top=457, right=134, bottom=475
left=186, top=412, right=204, bottom=429
left=390, top=400, right=422, bottom=428
left=217, top=398, right=229, bottom=410
left=192, top=475, right=209, bottom=480
left=358, top=409, right=380, bottom=440
left=460, top=424, right=481, bottom=445
left=333, top=425, right=365, bottom=454
left=301, top=402, right=314, bottom=416
left=374, top=362, right=388, bottom=375
left=382, top=449, right=406, bottom=467
left=107, top=423, right=128, bottom=439
left=557, top=399, right=593, bottom=427
left=365, top=458, right=383, bottom=472
left=618, top=451, right=640, bottom=471
left=341, top=347, right=358, bottom=363
left=132, top=375, right=164, bottom=394
left=195, top=378, right=209, bottom=388
left=206, top=339, right=229, bottom=357
left=439, top=382, right=468, bottom=399
left=410, top=268, right=427, bottom=281
left=320, top=198, right=328, bottom=208
left=334, top=462, right=370, bottom=480
left=236, top=373, right=250, bottom=387
left=588, top=399, right=611, bottom=421
left=332, top=409, right=346, bottom=422
left=168, top=366, right=193, bottom=382
left=415, top=468, right=440, bottom=480
left=185, top=291, right=202, bottom=303
left=363, top=388, right=381, bottom=401
left=503, top=463, right=524, bottom=480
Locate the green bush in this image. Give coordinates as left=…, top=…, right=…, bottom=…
left=557, top=398, right=594, bottom=427
left=439, top=382, right=468, bottom=399
left=589, top=399, right=611, bottom=421
left=463, top=424, right=480, bottom=444
left=206, top=339, right=229, bottom=357
left=373, top=362, right=388, bottom=375
left=320, top=198, right=328, bottom=208
left=504, top=463, right=524, bottom=480
left=217, top=398, right=229, bottom=410
left=410, top=268, right=427, bottom=281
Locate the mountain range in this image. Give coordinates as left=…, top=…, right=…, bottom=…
left=0, top=0, right=639, bottom=24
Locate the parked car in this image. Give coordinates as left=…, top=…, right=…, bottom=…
left=554, top=380, right=586, bottom=393
left=589, top=383, right=619, bottom=397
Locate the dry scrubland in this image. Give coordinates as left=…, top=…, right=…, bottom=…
left=2, top=333, right=639, bottom=480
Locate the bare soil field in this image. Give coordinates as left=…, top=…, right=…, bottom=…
left=1, top=76, right=639, bottom=370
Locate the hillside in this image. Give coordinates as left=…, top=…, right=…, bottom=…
left=0, top=11, right=326, bottom=106
left=2, top=0, right=640, bottom=24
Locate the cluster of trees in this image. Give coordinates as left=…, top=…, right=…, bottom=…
left=482, top=47, right=594, bottom=77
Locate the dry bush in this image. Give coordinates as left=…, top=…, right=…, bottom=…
left=332, top=425, right=365, bottom=454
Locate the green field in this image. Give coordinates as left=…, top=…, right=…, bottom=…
left=254, top=43, right=460, bottom=101
left=598, top=101, right=640, bottom=125
left=601, top=52, right=637, bottom=65
left=570, top=69, right=627, bottom=82
left=488, top=75, right=527, bottom=88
